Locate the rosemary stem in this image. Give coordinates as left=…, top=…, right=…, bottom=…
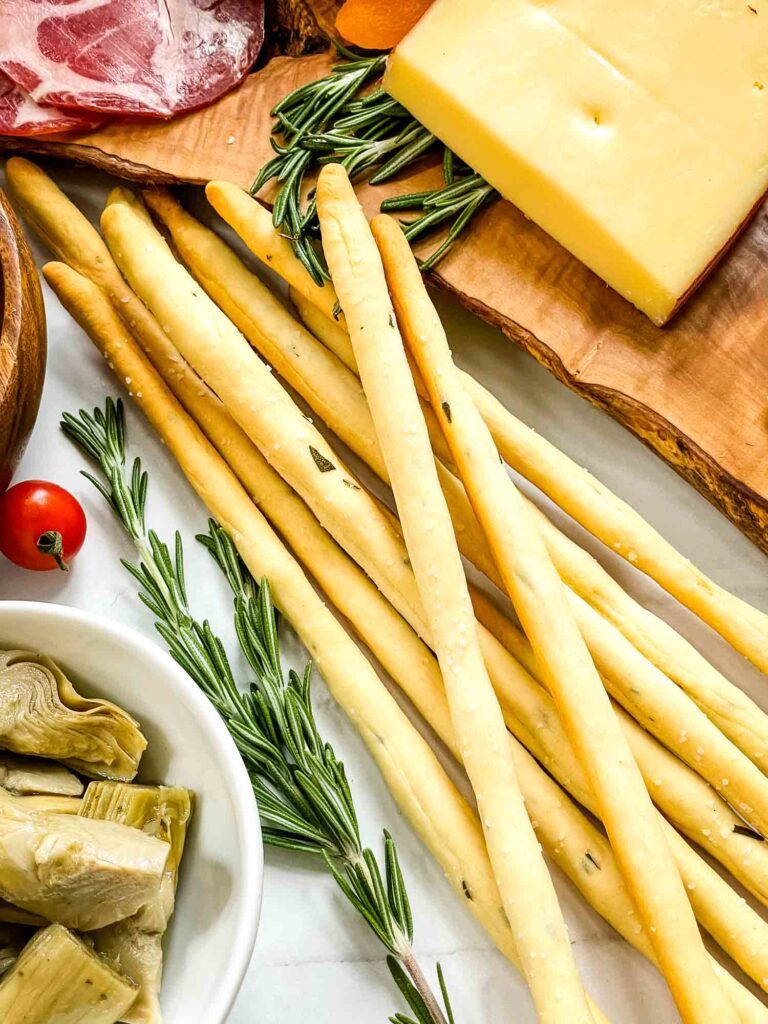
left=402, top=951, right=451, bottom=1024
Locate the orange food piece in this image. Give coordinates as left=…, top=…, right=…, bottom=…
left=335, top=0, right=434, bottom=51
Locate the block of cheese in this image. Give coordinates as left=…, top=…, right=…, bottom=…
left=384, top=0, right=768, bottom=324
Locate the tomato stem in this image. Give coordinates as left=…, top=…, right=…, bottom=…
left=36, top=530, right=69, bottom=572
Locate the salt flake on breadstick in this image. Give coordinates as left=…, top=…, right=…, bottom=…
left=316, top=162, right=596, bottom=1024
left=371, top=210, right=739, bottom=1024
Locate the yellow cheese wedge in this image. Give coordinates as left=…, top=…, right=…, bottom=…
left=384, top=0, right=768, bottom=324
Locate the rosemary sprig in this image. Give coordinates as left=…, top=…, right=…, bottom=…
left=61, top=397, right=456, bottom=1024
left=252, top=41, right=497, bottom=284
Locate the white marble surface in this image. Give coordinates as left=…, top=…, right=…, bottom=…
left=1, top=161, right=767, bottom=1022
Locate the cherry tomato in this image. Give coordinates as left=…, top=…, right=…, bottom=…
left=0, top=480, right=87, bottom=572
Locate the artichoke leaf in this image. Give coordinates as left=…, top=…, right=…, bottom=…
left=0, top=751, right=84, bottom=796
left=0, top=899, right=47, bottom=927
left=0, top=791, right=168, bottom=931
left=0, top=923, right=138, bottom=1024
left=0, top=650, right=146, bottom=781
left=82, top=783, right=194, bottom=1024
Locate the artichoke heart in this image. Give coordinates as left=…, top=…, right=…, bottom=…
left=0, top=899, right=47, bottom=927
left=0, top=923, right=138, bottom=1024
left=15, top=794, right=83, bottom=814
left=0, top=791, right=168, bottom=931
left=82, top=783, right=194, bottom=1024
left=0, top=751, right=84, bottom=796
left=0, top=650, right=147, bottom=781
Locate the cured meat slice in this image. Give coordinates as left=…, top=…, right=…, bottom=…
left=0, top=0, right=265, bottom=119
left=0, top=70, right=102, bottom=135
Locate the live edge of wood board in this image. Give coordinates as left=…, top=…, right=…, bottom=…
left=0, top=189, right=46, bottom=493
left=2, top=51, right=767, bottom=557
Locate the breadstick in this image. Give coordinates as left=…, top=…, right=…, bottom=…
left=57, top=277, right=768, bottom=1024
left=290, top=286, right=357, bottom=372
left=373, top=211, right=737, bottom=1024
left=317, top=164, right=595, bottom=1024
left=46, top=260, right=613, bottom=1024
left=569, top=592, right=768, bottom=836
left=205, top=180, right=346, bottom=329
left=260, top=213, right=768, bottom=679
left=523, top=499, right=768, bottom=771
left=99, top=200, right=431, bottom=641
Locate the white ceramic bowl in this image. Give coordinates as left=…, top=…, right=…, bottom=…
left=0, top=600, right=262, bottom=1024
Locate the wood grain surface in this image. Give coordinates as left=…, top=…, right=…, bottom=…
left=1, top=52, right=767, bottom=552
left=0, top=189, right=46, bottom=492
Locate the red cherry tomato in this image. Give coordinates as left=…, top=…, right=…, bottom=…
left=0, top=480, right=87, bottom=572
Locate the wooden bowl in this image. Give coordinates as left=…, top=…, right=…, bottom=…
left=0, top=188, right=46, bottom=492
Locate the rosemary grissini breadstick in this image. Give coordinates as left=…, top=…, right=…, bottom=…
left=569, top=592, right=768, bottom=837
left=372, top=213, right=739, bottom=1024
left=205, top=180, right=347, bottom=330
left=45, top=262, right=614, bottom=1024
left=99, top=200, right=431, bottom=642
left=318, top=165, right=595, bottom=1024
left=290, top=286, right=357, bottom=373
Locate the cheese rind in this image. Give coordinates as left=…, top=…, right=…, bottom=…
left=384, top=0, right=768, bottom=324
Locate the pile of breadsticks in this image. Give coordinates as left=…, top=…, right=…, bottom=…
left=9, top=154, right=768, bottom=1024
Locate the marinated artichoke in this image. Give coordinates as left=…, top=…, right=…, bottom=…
left=0, top=899, right=46, bottom=927
left=0, top=923, right=138, bottom=1024
left=0, top=751, right=84, bottom=796
left=0, top=650, right=147, bottom=780
left=0, top=791, right=168, bottom=930
left=15, top=794, right=83, bottom=814
left=82, top=783, right=193, bottom=1024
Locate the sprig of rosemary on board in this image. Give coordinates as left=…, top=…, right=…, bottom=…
left=61, top=397, right=457, bottom=1024
left=252, top=40, right=497, bottom=283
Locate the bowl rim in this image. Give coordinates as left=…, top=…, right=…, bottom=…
left=0, top=599, right=263, bottom=1024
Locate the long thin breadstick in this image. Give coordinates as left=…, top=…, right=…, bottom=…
left=521, top=500, right=768, bottom=771
left=372, top=211, right=738, bottom=1024
left=220, top=180, right=768, bottom=676
left=317, top=164, right=596, bottom=1024
left=205, top=180, right=346, bottom=329
left=291, top=267, right=768, bottom=774
left=45, top=260, right=613, bottom=1024
left=290, top=286, right=357, bottom=372
left=100, top=200, right=432, bottom=641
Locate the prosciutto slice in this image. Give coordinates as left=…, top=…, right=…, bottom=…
left=0, top=69, right=102, bottom=135
left=0, top=0, right=265, bottom=119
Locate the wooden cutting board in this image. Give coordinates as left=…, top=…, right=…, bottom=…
left=2, top=52, right=768, bottom=554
